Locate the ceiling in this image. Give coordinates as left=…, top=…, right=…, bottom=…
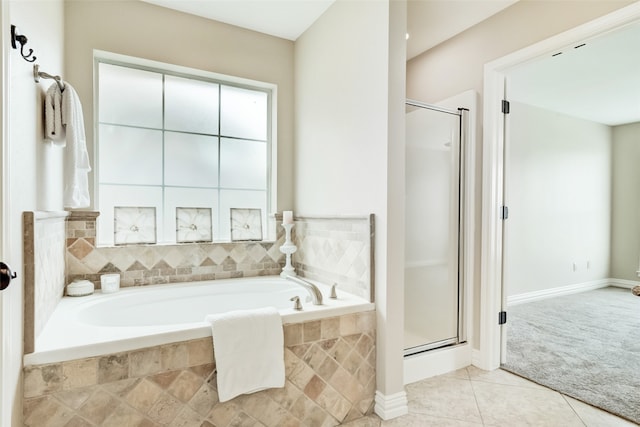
left=508, top=20, right=640, bottom=126
left=142, top=0, right=516, bottom=58
left=142, top=0, right=640, bottom=126
left=141, top=0, right=335, bottom=41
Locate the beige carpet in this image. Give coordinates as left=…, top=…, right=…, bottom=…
left=502, top=287, right=640, bottom=424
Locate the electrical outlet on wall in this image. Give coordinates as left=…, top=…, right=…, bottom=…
left=572, top=262, right=577, bottom=272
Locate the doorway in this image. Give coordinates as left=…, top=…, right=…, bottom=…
left=404, top=100, right=468, bottom=356
left=480, top=2, right=640, bottom=372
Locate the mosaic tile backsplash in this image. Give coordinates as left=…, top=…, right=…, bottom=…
left=65, top=212, right=285, bottom=288
left=23, top=312, right=376, bottom=427
left=64, top=212, right=374, bottom=302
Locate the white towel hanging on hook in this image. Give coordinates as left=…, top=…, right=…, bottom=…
left=44, top=83, right=64, bottom=144
left=61, top=82, right=91, bottom=209
left=42, top=68, right=91, bottom=208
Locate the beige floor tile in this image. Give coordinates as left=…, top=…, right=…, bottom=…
left=564, top=396, right=638, bottom=427
left=443, top=368, right=471, bottom=381
left=381, top=412, right=484, bottom=426
left=406, top=375, right=483, bottom=424
left=341, top=366, right=637, bottom=427
left=467, top=367, right=546, bottom=390
left=340, top=414, right=381, bottom=426
left=471, top=380, right=584, bottom=426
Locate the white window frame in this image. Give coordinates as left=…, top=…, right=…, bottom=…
left=93, top=50, right=277, bottom=246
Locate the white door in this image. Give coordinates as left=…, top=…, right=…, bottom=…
left=0, top=19, right=6, bottom=425
left=1, top=2, right=13, bottom=424
left=0, top=3, right=6, bottom=421
left=0, top=2, right=6, bottom=426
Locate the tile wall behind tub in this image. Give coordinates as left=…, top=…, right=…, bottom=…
left=24, top=211, right=69, bottom=354
left=293, top=215, right=374, bottom=302
left=23, top=311, right=376, bottom=427
left=65, top=212, right=375, bottom=302
left=65, top=211, right=285, bottom=288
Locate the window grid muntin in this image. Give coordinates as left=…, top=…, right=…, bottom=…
left=95, top=58, right=271, bottom=245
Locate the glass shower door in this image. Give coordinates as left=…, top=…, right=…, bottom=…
left=404, top=101, right=463, bottom=355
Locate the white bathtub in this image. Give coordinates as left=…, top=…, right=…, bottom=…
left=24, top=276, right=374, bottom=366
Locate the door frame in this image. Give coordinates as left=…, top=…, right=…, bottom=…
left=0, top=0, right=9, bottom=422
left=478, top=1, right=640, bottom=371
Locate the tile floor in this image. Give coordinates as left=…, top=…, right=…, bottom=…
left=343, top=367, right=638, bottom=426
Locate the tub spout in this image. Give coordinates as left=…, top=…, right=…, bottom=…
left=286, top=276, right=323, bottom=305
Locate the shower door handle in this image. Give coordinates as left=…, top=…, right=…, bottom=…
left=0, top=262, right=17, bottom=291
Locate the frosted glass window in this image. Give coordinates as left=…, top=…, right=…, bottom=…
left=96, top=57, right=272, bottom=245
left=164, top=187, right=218, bottom=241
left=99, top=63, right=162, bottom=128
left=98, top=185, right=163, bottom=244
left=165, top=132, right=219, bottom=187
left=219, top=190, right=267, bottom=241
left=165, top=75, right=219, bottom=134
left=221, top=86, right=268, bottom=140
left=220, top=138, right=267, bottom=189
left=99, top=125, right=163, bottom=185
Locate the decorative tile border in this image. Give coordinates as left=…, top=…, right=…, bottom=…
left=23, top=312, right=376, bottom=426
left=65, top=211, right=286, bottom=289
left=64, top=212, right=374, bottom=304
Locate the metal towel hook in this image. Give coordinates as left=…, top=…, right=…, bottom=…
left=10, top=25, right=36, bottom=63
left=34, top=64, right=65, bottom=92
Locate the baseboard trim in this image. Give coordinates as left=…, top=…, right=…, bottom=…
left=374, top=390, right=408, bottom=420
left=404, top=343, right=471, bottom=384
left=608, top=278, right=639, bottom=289
left=507, top=279, right=610, bottom=306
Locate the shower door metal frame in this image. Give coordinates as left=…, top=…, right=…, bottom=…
left=404, top=99, right=469, bottom=357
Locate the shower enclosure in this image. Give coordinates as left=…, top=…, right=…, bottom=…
left=404, top=100, right=468, bottom=356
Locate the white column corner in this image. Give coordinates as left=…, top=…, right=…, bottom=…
left=374, top=390, right=408, bottom=420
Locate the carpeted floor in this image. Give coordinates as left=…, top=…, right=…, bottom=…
left=502, top=287, right=640, bottom=425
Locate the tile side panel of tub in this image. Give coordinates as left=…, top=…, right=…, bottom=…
left=23, top=311, right=376, bottom=427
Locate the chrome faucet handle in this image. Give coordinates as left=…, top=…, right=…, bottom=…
left=330, top=283, right=338, bottom=299
left=290, top=296, right=303, bottom=311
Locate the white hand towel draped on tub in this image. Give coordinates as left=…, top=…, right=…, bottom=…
left=206, top=307, right=285, bottom=402
left=44, top=82, right=92, bottom=208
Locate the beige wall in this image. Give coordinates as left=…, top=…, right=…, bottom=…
left=611, top=122, right=640, bottom=281
left=294, top=0, right=407, bottom=410
left=64, top=0, right=295, bottom=212
left=3, top=1, right=65, bottom=425
left=506, top=103, right=612, bottom=297
left=407, top=0, right=636, bottom=350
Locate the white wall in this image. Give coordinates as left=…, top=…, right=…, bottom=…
left=611, top=122, right=640, bottom=281
left=505, top=102, right=611, bottom=297
left=2, top=1, right=65, bottom=425
left=294, top=0, right=407, bottom=416
left=294, top=1, right=389, bottom=216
